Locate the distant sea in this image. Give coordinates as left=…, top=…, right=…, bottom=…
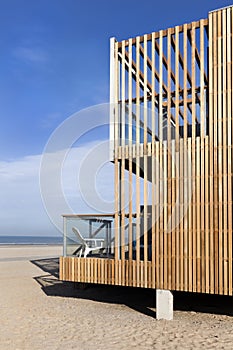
left=0, top=236, right=63, bottom=245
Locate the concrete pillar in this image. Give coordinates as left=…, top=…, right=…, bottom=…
left=156, top=289, right=173, bottom=320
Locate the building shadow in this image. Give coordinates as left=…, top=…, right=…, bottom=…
left=31, top=258, right=233, bottom=318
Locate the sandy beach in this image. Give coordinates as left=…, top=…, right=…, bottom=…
left=0, top=246, right=233, bottom=350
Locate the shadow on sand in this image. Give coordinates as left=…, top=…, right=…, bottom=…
left=31, top=257, right=233, bottom=318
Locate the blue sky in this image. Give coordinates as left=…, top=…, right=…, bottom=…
left=0, top=0, right=232, bottom=236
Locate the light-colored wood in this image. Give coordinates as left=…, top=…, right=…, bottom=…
left=209, top=11, right=215, bottom=294
left=228, top=6, right=232, bottom=296
left=188, top=137, right=192, bottom=292
left=196, top=137, right=201, bottom=292
left=143, top=35, right=148, bottom=288
left=213, top=10, right=219, bottom=295
left=171, top=139, right=176, bottom=290
left=200, top=19, right=206, bottom=294
left=118, top=19, right=208, bottom=48
left=135, top=36, right=141, bottom=287
left=222, top=9, right=228, bottom=295
left=175, top=25, right=180, bottom=291
left=120, top=40, right=126, bottom=286
left=167, top=28, right=172, bottom=291
left=114, top=40, right=119, bottom=270
left=217, top=10, right=223, bottom=295
left=151, top=32, right=156, bottom=289
left=159, top=30, right=164, bottom=290
left=205, top=137, right=210, bottom=293
left=128, top=39, right=133, bottom=286
left=179, top=138, right=184, bottom=290
left=61, top=8, right=233, bottom=297
left=183, top=23, right=188, bottom=292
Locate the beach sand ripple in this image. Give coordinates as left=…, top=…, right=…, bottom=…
left=0, top=246, right=233, bottom=350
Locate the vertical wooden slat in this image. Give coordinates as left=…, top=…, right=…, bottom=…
left=200, top=19, right=206, bottom=294
left=159, top=30, right=164, bottom=290
left=135, top=36, right=141, bottom=287
left=196, top=137, right=201, bottom=292
left=188, top=137, right=192, bottom=292
left=163, top=140, right=168, bottom=289
left=171, top=139, right=176, bottom=290
left=212, top=10, right=219, bottom=295
left=120, top=41, right=126, bottom=286
left=209, top=12, right=215, bottom=294
left=155, top=141, right=160, bottom=288
left=151, top=32, right=156, bottom=289
left=217, top=10, right=223, bottom=295
left=228, top=7, right=232, bottom=296
left=167, top=28, right=172, bottom=290
left=179, top=138, right=184, bottom=290
left=128, top=38, right=133, bottom=287
left=175, top=25, right=180, bottom=291
left=143, top=35, right=148, bottom=287
left=183, top=23, right=188, bottom=291
left=114, top=42, right=119, bottom=274
left=191, top=22, right=197, bottom=293
left=204, top=22, right=209, bottom=292
left=222, top=9, right=228, bottom=295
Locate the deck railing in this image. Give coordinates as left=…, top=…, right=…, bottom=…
left=62, top=214, right=114, bottom=257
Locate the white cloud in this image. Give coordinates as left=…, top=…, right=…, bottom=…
left=0, top=141, right=114, bottom=236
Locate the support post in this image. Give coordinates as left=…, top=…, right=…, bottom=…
left=156, top=289, right=173, bottom=320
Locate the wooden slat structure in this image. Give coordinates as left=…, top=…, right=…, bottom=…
left=60, top=6, right=233, bottom=296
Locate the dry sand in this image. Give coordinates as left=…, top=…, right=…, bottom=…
left=0, top=246, right=233, bottom=350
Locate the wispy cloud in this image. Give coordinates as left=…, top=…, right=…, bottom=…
left=13, top=46, right=49, bottom=64
left=0, top=141, right=114, bottom=236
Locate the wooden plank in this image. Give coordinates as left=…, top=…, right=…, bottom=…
left=163, top=141, right=168, bottom=289
left=167, top=28, right=172, bottom=291
left=118, top=19, right=208, bottom=48
left=159, top=141, right=164, bottom=289
left=159, top=30, right=164, bottom=290
left=128, top=38, right=133, bottom=287
left=120, top=41, right=126, bottom=285
left=143, top=35, right=148, bottom=288
left=208, top=11, right=215, bottom=294
left=200, top=19, right=206, bottom=294
left=175, top=25, right=180, bottom=291
left=187, top=29, right=208, bottom=85
left=222, top=9, right=228, bottom=295
left=211, top=10, right=218, bottom=294
left=114, top=41, right=120, bottom=271
left=151, top=32, right=156, bottom=289
left=183, top=23, right=188, bottom=292
left=196, top=137, right=201, bottom=293
left=217, top=9, right=223, bottom=295
left=171, top=139, right=176, bottom=290
left=135, top=36, right=141, bottom=287
left=205, top=137, right=210, bottom=293
left=155, top=141, right=160, bottom=288
left=188, top=137, right=192, bottom=292
left=191, top=22, right=197, bottom=292
left=179, top=138, right=184, bottom=290
left=228, top=6, right=232, bottom=296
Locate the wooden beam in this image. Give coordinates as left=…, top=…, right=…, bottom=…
left=118, top=18, right=208, bottom=48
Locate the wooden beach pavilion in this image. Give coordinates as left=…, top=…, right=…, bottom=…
left=60, top=5, right=233, bottom=319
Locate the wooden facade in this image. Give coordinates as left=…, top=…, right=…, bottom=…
left=60, top=6, right=233, bottom=295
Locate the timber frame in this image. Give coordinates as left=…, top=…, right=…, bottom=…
left=60, top=6, right=233, bottom=296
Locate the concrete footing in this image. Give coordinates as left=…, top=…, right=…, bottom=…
left=156, top=289, right=173, bottom=320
